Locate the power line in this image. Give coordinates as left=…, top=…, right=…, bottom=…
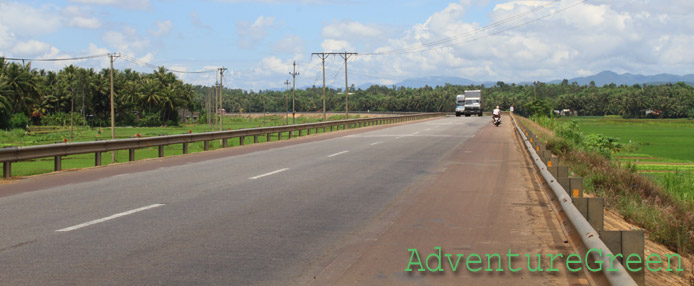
left=120, top=55, right=217, bottom=74
left=2, top=53, right=110, bottom=62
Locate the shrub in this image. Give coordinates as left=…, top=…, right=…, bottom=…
left=583, top=134, right=622, bottom=158
left=137, top=113, right=162, bottom=127
left=42, top=112, right=87, bottom=127
left=555, top=120, right=583, bottom=146
left=9, top=113, right=29, bottom=129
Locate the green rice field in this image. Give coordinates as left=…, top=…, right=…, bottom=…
left=557, top=116, right=694, bottom=202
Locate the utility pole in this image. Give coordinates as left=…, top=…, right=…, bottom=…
left=70, top=86, right=75, bottom=141
left=109, top=53, right=120, bottom=163
left=219, top=67, right=227, bottom=131
left=284, top=79, right=290, bottom=125
left=339, top=52, right=357, bottom=118
left=290, top=61, right=299, bottom=124
left=214, top=82, right=219, bottom=130
left=312, top=52, right=357, bottom=120
left=311, top=53, right=328, bottom=121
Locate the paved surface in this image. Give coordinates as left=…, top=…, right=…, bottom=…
left=0, top=116, right=584, bottom=285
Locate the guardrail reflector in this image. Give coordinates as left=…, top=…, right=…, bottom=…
left=572, top=189, right=579, bottom=197
left=547, top=160, right=552, bottom=167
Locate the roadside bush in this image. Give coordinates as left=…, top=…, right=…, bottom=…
left=42, top=112, right=87, bottom=127
left=583, top=134, right=621, bottom=158
left=137, top=113, right=162, bottom=127
left=0, top=110, right=10, bottom=130
left=555, top=120, right=583, bottom=146
left=9, top=113, right=29, bottom=129
left=546, top=137, right=573, bottom=156
left=117, top=112, right=137, bottom=127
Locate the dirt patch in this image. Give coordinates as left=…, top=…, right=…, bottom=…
left=603, top=206, right=694, bottom=285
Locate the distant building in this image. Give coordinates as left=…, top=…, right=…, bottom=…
left=178, top=109, right=200, bottom=123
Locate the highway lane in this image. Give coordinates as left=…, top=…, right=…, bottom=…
left=0, top=116, right=488, bottom=285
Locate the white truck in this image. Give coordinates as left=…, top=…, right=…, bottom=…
left=462, top=90, right=483, bottom=117
left=455, top=94, right=465, bottom=117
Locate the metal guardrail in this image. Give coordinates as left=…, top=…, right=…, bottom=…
left=1, top=113, right=444, bottom=178
left=510, top=113, right=638, bottom=286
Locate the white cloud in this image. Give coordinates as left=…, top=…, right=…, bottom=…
left=68, top=17, right=102, bottom=29
left=191, top=11, right=212, bottom=31
left=149, top=21, right=173, bottom=37
left=11, top=40, right=52, bottom=56
left=236, top=16, right=275, bottom=49
left=320, top=39, right=353, bottom=52
left=322, top=20, right=384, bottom=39
left=68, top=0, right=150, bottom=10
left=62, top=5, right=102, bottom=29
left=272, top=35, right=305, bottom=55
left=0, top=2, right=62, bottom=36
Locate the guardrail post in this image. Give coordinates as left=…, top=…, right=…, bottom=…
left=598, top=230, right=645, bottom=286
left=277, top=132, right=282, bottom=140
left=572, top=197, right=604, bottom=231
left=298, top=130, right=302, bottom=137
left=3, top=162, right=10, bottom=178
left=307, top=128, right=311, bottom=135
left=95, top=152, right=102, bottom=166
left=54, top=156, right=62, bottom=171
left=542, top=150, right=553, bottom=163
left=254, top=135, right=259, bottom=144
left=323, top=126, right=326, bottom=132
left=267, top=133, right=271, bottom=142
left=204, top=141, right=209, bottom=151
left=158, top=146, right=165, bottom=157
left=222, top=138, right=228, bottom=148
left=240, top=136, right=245, bottom=145
left=128, top=149, right=135, bottom=161
left=547, top=157, right=558, bottom=169
left=183, top=143, right=189, bottom=154
left=330, top=125, right=334, bottom=132
left=288, top=131, right=293, bottom=139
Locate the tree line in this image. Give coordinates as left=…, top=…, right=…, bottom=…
left=200, top=80, right=694, bottom=119
left=2, top=58, right=693, bottom=130
left=0, top=58, right=193, bottom=129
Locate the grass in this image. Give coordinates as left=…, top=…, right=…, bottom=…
left=557, top=117, right=694, bottom=162
left=518, top=115, right=694, bottom=255
left=2, top=114, right=361, bottom=178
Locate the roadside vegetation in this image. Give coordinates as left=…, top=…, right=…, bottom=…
left=2, top=114, right=360, bottom=177
left=518, top=115, right=694, bottom=256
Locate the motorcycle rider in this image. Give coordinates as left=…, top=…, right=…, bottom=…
left=492, top=105, right=501, bottom=124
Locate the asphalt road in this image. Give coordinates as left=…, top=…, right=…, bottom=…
left=0, top=116, right=582, bottom=285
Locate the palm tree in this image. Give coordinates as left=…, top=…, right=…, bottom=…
left=4, top=61, right=39, bottom=114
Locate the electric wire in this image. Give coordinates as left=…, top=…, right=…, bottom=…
left=2, top=53, right=110, bottom=62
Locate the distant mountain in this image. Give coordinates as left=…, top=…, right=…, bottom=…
left=547, top=71, right=694, bottom=86
left=265, top=71, right=693, bottom=91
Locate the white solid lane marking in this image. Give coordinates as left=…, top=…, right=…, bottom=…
left=56, top=204, right=165, bottom=232
left=327, top=151, right=349, bottom=158
left=370, top=141, right=383, bottom=146
left=249, top=168, right=290, bottom=180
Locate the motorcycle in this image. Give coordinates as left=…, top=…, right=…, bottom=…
left=492, top=116, right=501, bottom=127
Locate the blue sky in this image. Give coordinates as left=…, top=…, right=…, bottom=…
left=1, top=0, right=693, bottom=90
